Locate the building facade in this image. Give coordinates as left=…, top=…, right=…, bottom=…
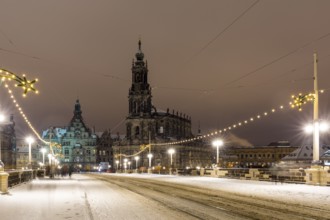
left=0, top=114, right=17, bottom=170
left=112, top=41, right=213, bottom=170
left=125, top=40, right=192, bottom=145
left=219, top=141, right=298, bottom=168
left=15, top=138, right=41, bottom=169
left=41, top=100, right=98, bottom=171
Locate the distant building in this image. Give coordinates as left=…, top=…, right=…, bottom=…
left=15, top=138, right=40, bottom=169
left=125, top=40, right=192, bottom=145
left=0, top=114, right=16, bottom=170
left=41, top=100, right=98, bottom=171
left=321, top=149, right=330, bottom=165
left=282, top=144, right=330, bottom=167
left=219, top=141, right=298, bottom=168
left=96, top=130, right=118, bottom=166
left=112, top=41, right=212, bottom=169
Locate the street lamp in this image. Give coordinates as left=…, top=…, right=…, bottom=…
left=128, top=161, right=131, bottom=170
left=147, top=153, right=153, bottom=168
left=40, top=148, right=47, bottom=166
left=134, top=156, right=140, bottom=171
left=305, top=122, right=328, bottom=134
left=0, top=114, right=5, bottom=168
left=48, top=153, right=52, bottom=164
left=168, top=148, right=175, bottom=166
left=168, top=148, right=175, bottom=175
left=124, top=158, right=128, bottom=172
left=25, top=136, right=34, bottom=169
left=212, top=139, right=224, bottom=166
left=115, top=160, right=119, bottom=171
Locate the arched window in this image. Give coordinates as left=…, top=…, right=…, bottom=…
left=135, top=126, right=140, bottom=136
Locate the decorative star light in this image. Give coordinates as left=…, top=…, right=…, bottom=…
left=290, top=93, right=314, bottom=111
left=0, top=68, right=39, bottom=97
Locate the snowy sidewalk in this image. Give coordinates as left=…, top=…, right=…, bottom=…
left=0, top=175, right=91, bottom=220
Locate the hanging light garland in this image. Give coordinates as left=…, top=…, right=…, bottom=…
left=4, top=82, right=49, bottom=144
left=4, top=83, right=63, bottom=158
left=152, top=91, right=325, bottom=147
left=116, top=92, right=325, bottom=158
left=115, top=144, right=151, bottom=158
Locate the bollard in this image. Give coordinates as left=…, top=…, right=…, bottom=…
left=0, top=171, right=9, bottom=194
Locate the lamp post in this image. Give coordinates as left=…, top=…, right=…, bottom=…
left=48, top=153, right=52, bottom=165
left=0, top=114, right=5, bottom=168
left=26, top=136, right=34, bottom=169
left=115, top=160, right=119, bottom=171
left=168, top=148, right=175, bottom=175
left=134, top=156, right=139, bottom=172
left=147, top=153, right=153, bottom=169
left=48, top=153, right=54, bottom=178
left=212, top=139, right=224, bottom=166
left=40, top=148, right=46, bottom=166
left=124, top=158, right=128, bottom=173
left=128, top=161, right=131, bottom=170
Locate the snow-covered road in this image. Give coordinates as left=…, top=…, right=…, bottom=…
left=1, top=173, right=329, bottom=220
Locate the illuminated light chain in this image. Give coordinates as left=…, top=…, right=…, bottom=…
left=0, top=68, right=39, bottom=97
left=4, top=83, right=49, bottom=145
left=1, top=84, right=61, bottom=154
left=112, top=91, right=325, bottom=158
left=114, top=144, right=151, bottom=159
left=5, top=85, right=63, bottom=159
left=150, top=91, right=325, bottom=147
left=4, top=83, right=62, bottom=157
left=289, top=92, right=315, bottom=111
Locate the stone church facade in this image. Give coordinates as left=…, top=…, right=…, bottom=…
left=112, top=41, right=213, bottom=170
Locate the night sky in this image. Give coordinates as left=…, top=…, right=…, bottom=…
left=1, top=0, right=330, bottom=146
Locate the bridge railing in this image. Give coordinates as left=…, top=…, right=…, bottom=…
left=196, top=167, right=312, bottom=184
left=6, top=169, right=45, bottom=187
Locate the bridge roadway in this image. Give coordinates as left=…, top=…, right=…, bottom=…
left=1, top=173, right=329, bottom=220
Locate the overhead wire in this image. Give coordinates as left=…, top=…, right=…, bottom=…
left=221, top=31, right=330, bottom=88
left=185, top=0, right=260, bottom=63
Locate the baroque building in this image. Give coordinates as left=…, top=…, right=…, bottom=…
left=41, top=100, right=98, bottom=171
left=126, top=40, right=192, bottom=145
left=112, top=41, right=213, bottom=170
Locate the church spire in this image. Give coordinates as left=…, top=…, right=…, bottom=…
left=74, top=99, right=82, bottom=118
left=135, top=40, right=144, bottom=61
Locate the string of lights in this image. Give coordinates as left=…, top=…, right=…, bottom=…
left=114, top=90, right=325, bottom=159
left=3, top=82, right=47, bottom=144
left=151, top=90, right=325, bottom=147
left=2, top=67, right=325, bottom=159
left=0, top=68, right=61, bottom=157
left=3, top=82, right=64, bottom=158
left=115, top=144, right=151, bottom=158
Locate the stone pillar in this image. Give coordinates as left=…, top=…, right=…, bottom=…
left=305, top=165, right=328, bottom=186
left=0, top=171, right=9, bottom=194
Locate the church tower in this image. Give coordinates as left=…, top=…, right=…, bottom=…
left=128, top=40, right=152, bottom=117
left=126, top=40, right=154, bottom=144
